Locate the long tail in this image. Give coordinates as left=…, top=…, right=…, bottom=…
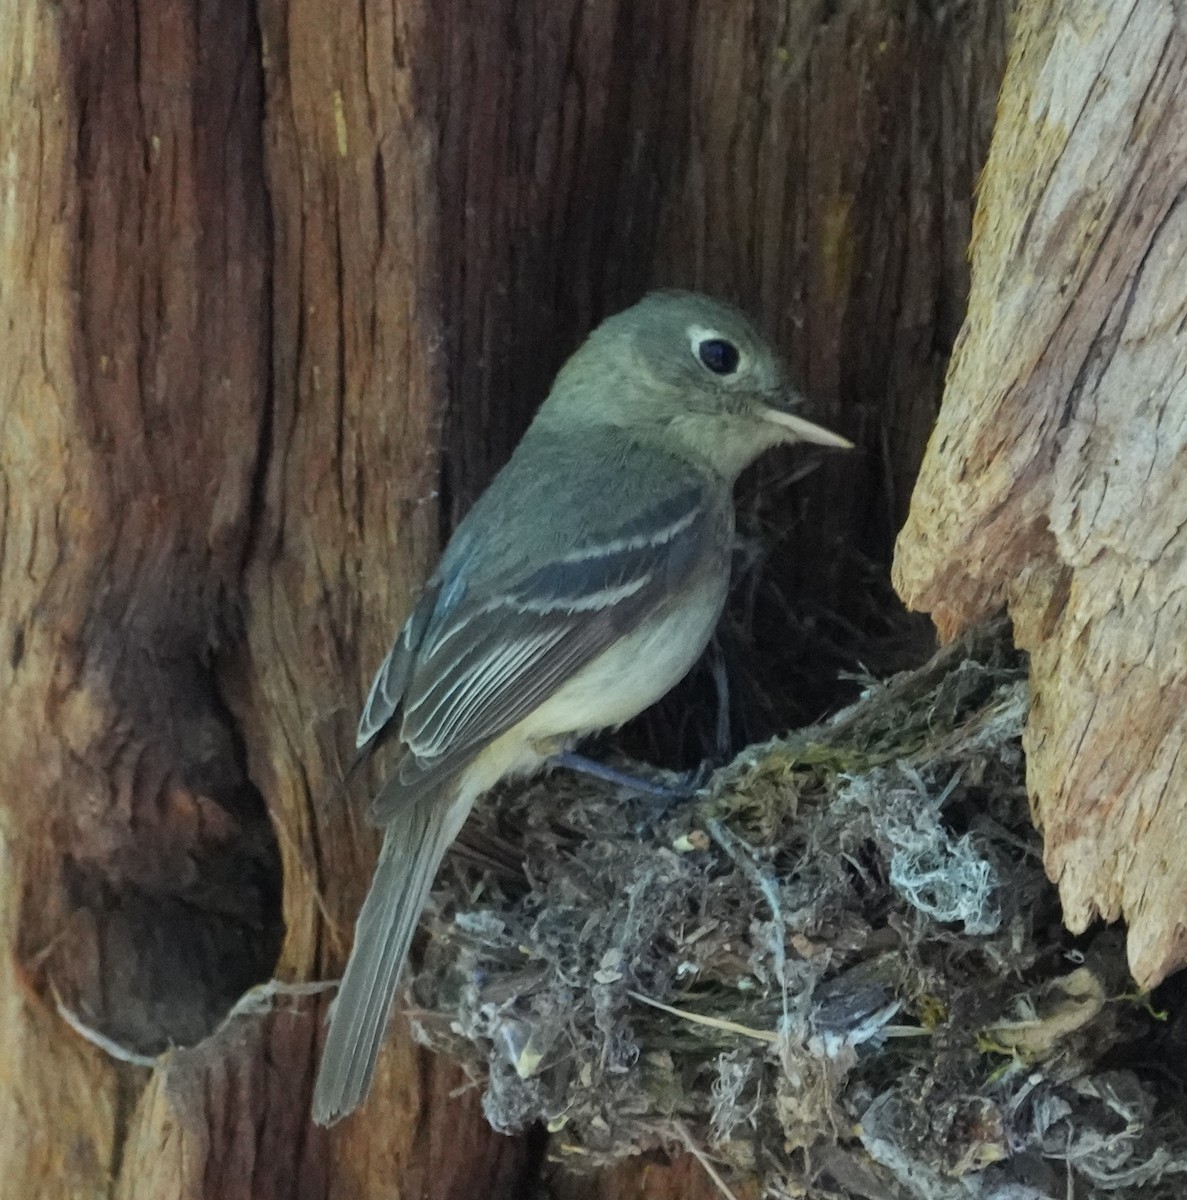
left=312, top=794, right=467, bottom=1125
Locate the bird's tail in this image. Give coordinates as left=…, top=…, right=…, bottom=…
left=312, top=794, right=467, bottom=1125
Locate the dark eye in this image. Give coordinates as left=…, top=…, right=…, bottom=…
left=697, top=338, right=740, bottom=376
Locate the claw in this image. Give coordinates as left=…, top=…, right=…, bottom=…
left=550, top=751, right=714, bottom=809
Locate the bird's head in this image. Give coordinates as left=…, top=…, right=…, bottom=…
left=539, top=290, right=852, bottom=478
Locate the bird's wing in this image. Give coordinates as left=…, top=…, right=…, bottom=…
left=355, top=576, right=445, bottom=752
left=363, top=482, right=721, bottom=824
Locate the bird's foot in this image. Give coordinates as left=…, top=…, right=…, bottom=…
left=549, top=751, right=714, bottom=810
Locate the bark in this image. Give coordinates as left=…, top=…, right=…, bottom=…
left=0, top=0, right=1006, bottom=1196
left=894, top=0, right=1187, bottom=990
left=1, top=0, right=524, bottom=1195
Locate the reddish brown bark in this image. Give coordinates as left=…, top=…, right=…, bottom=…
left=0, top=0, right=1007, bottom=1195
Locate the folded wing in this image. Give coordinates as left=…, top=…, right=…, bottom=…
left=360, top=483, right=718, bottom=823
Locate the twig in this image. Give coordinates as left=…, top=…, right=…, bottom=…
left=672, top=1119, right=743, bottom=1200
left=628, top=990, right=776, bottom=1043
left=55, top=995, right=157, bottom=1067
left=223, top=978, right=338, bottom=1020
left=705, top=817, right=790, bottom=1027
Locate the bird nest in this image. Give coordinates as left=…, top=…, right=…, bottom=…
left=409, top=622, right=1187, bottom=1200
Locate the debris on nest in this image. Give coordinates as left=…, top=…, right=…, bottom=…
left=408, top=621, right=1187, bottom=1200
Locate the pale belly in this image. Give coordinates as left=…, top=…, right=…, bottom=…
left=457, top=569, right=729, bottom=802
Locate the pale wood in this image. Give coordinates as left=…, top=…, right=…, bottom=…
left=0, top=0, right=1007, bottom=1197
left=894, top=0, right=1187, bottom=988
left=0, top=3, right=120, bottom=1193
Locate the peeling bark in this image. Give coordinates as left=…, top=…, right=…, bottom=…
left=895, top=0, right=1187, bottom=988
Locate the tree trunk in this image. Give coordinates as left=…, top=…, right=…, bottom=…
left=0, top=0, right=1007, bottom=1196
left=894, top=0, right=1187, bottom=991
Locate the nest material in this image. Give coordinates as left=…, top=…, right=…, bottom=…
left=409, top=622, right=1187, bottom=1200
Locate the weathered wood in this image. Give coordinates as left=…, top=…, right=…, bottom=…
left=0, top=0, right=292, bottom=1192
left=247, top=0, right=537, bottom=1194
left=0, top=0, right=528, bottom=1194
left=0, top=0, right=1008, bottom=1196
left=894, top=0, right=1187, bottom=988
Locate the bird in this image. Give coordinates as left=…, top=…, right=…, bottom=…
left=312, top=290, right=852, bottom=1124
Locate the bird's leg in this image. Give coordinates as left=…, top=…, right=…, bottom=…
left=549, top=751, right=682, bottom=797
left=547, top=751, right=714, bottom=811
left=706, top=637, right=732, bottom=763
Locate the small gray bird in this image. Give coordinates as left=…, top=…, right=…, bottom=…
left=312, top=291, right=851, bottom=1124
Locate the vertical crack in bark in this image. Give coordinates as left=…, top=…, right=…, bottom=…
left=31, top=0, right=284, bottom=1065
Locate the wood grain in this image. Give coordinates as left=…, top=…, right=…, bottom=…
left=895, top=0, right=1187, bottom=988
left=0, top=0, right=1008, bottom=1194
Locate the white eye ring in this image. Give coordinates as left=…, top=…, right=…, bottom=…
left=687, top=325, right=743, bottom=376
left=687, top=324, right=721, bottom=353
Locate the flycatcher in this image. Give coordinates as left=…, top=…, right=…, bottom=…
left=313, top=290, right=851, bottom=1124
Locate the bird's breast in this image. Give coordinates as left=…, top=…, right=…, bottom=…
left=516, top=565, right=730, bottom=741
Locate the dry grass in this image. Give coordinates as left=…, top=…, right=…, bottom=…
left=410, top=622, right=1187, bottom=1200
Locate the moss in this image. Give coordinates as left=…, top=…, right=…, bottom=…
left=411, top=621, right=1187, bottom=1199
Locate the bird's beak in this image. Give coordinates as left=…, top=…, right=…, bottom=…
left=759, top=396, right=853, bottom=449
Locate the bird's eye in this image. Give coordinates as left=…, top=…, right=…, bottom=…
left=697, top=337, right=740, bottom=376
